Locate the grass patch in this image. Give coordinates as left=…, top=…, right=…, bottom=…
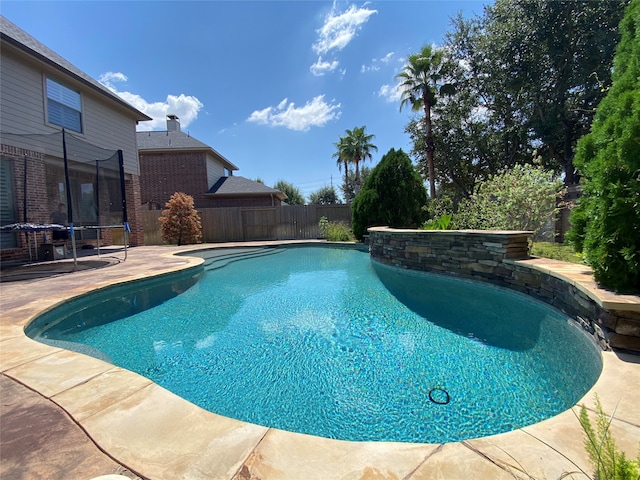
left=530, top=242, right=583, bottom=264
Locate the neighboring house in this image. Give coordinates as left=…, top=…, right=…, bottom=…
left=137, top=115, right=286, bottom=209
left=0, top=16, right=151, bottom=261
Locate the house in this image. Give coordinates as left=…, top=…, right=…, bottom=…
left=0, top=16, right=151, bottom=261
left=137, top=115, right=286, bottom=209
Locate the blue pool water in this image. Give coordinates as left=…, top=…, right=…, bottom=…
left=28, top=245, right=602, bottom=443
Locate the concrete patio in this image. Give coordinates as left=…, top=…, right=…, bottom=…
left=1, top=243, right=639, bottom=480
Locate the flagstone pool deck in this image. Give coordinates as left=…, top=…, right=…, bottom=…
left=1, top=242, right=639, bottom=480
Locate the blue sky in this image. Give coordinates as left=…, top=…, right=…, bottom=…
left=3, top=1, right=488, bottom=201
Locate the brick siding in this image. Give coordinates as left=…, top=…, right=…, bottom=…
left=125, top=174, right=144, bottom=246
left=140, top=151, right=283, bottom=210
left=139, top=151, right=209, bottom=208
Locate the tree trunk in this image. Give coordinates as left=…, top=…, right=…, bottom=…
left=354, top=157, right=361, bottom=196
left=344, top=160, right=350, bottom=203
left=563, top=120, right=579, bottom=186
left=423, top=98, right=436, bottom=199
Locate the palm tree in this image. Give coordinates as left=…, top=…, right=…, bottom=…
left=396, top=44, right=454, bottom=199
left=332, top=135, right=351, bottom=202
left=343, top=126, right=377, bottom=195
left=333, top=126, right=377, bottom=202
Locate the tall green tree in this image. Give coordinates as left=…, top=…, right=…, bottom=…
left=568, top=0, right=640, bottom=293
left=444, top=12, right=533, bottom=174
left=397, top=44, right=455, bottom=198
left=406, top=107, right=489, bottom=201
left=483, top=0, right=628, bottom=186
left=308, top=185, right=340, bottom=205
left=273, top=180, right=305, bottom=205
left=334, top=126, right=377, bottom=196
left=341, top=166, right=372, bottom=205
left=352, top=149, right=427, bottom=240
left=405, top=14, right=532, bottom=201
left=408, top=1, right=626, bottom=202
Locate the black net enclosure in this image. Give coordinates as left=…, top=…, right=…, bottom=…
left=1, top=129, right=128, bottom=260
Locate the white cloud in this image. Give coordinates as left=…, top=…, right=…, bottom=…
left=361, top=63, right=379, bottom=73
left=247, top=95, right=341, bottom=131
left=310, top=3, right=376, bottom=76
left=99, top=71, right=128, bottom=83
left=379, top=52, right=395, bottom=64
left=313, top=3, right=377, bottom=55
left=361, top=52, right=396, bottom=73
left=310, top=56, right=340, bottom=76
left=378, top=83, right=402, bottom=103
left=98, top=71, right=204, bottom=131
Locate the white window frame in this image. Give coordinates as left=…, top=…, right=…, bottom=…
left=45, top=76, right=83, bottom=133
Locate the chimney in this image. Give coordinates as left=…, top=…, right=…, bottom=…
left=167, top=114, right=181, bottom=132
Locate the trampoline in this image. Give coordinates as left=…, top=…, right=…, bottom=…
left=0, top=129, right=130, bottom=266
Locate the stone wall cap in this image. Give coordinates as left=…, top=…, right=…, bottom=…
left=367, top=226, right=533, bottom=236
left=509, top=257, right=640, bottom=313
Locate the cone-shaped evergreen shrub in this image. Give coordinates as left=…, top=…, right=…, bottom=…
left=568, top=0, right=640, bottom=293
left=159, top=192, right=203, bottom=246
left=352, top=148, right=427, bottom=240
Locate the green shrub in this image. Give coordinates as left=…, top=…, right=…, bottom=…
left=569, top=0, right=640, bottom=293
left=422, top=213, right=453, bottom=230
left=318, top=216, right=354, bottom=241
left=325, top=222, right=355, bottom=242
left=424, top=196, right=455, bottom=222
left=352, top=148, right=427, bottom=240
left=318, top=216, right=329, bottom=238
left=579, top=395, right=640, bottom=480
left=566, top=202, right=589, bottom=254
left=452, top=161, right=564, bottom=239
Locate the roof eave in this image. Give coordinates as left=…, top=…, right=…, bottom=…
left=205, top=192, right=287, bottom=200
left=207, top=145, right=239, bottom=171
left=0, top=33, right=152, bottom=122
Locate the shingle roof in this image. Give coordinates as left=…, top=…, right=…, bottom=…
left=0, top=15, right=151, bottom=122
left=207, top=176, right=287, bottom=200
left=136, top=130, right=211, bottom=150
left=136, top=130, right=239, bottom=171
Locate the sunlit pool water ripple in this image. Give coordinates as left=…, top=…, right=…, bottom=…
left=31, top=246, right=602, bottom=443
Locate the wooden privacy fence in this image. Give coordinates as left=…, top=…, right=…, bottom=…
left=143, top=204, right=353, bottom=245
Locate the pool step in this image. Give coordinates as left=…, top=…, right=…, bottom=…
left=199, top=247, right=283, bottom=271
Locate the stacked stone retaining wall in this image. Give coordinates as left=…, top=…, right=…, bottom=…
left=368, top=227, right=640, bottom=353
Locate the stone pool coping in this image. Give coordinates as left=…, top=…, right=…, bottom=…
left=1, top=242, right=639, bottom=479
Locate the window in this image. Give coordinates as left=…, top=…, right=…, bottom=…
left=46, top=77, right=83, bottom=133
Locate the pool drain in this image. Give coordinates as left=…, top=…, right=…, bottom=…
left=429, top=387, right=450, bottom=405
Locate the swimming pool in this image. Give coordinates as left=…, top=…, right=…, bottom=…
left=27, top=245, right=602, bottom=444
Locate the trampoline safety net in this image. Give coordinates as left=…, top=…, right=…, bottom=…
left=1, top=129, right=127, bottom=247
